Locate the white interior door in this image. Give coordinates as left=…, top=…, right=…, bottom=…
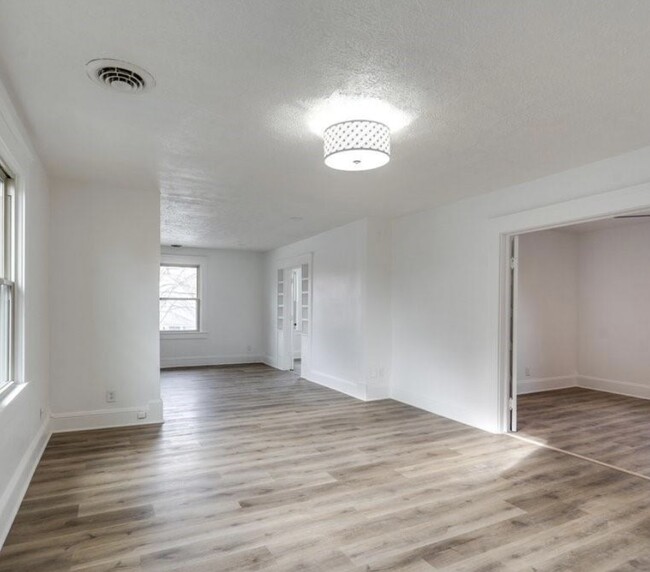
left=276, top=268, right=293, bottom=370
left=291, top=267, right=302, bottom=360
left=509, top=235, right=519, bottom=431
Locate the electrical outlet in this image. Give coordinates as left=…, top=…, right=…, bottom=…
left=105, top=390, right=116, bottom=403
left=246, top=345, right=252, bottom=352
left=137, top=410, right=147, bottom=420
left=525, top=367, right=531, bottom=377
left=39, top=408, right=44, bottom=420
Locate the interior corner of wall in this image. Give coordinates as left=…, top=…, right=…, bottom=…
left=263, top=354, right=278, bottom=369
left=365, top=383, right=390, bottom=401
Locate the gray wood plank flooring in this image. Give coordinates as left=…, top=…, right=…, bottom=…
left=518, top=387, right=650, bottom=478
left=1, top=366, right=650, bottom=571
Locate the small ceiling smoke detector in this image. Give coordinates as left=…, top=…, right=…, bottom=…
left=86, top=59, right=155, bottom=93
left=323, top=120, right=390, bottom=171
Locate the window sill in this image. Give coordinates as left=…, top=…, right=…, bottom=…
left=160, top=332, right=209, bottom=340
left=0, top=381, right=26, bottom=409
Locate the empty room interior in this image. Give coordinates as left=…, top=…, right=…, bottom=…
left=515, top=215, right=650, bottom=475
left=3, top=1, right=650, bottom=570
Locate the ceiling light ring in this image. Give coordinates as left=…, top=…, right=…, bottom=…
left=324, top=147, right=391, bottom=160
left=322, top=118, right=390, bottom=132
left=323, top=119, right=391, bottom=172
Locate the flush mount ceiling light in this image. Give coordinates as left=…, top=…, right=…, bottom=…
left=323, top=120, right=390, bottom=171
left=86, top=59, right=155, bottom=94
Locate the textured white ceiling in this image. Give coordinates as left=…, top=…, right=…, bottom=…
left=1, top=1, right=650, bottom=249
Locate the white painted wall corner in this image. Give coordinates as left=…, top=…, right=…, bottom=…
left=0, top=417, right=51, bottom=548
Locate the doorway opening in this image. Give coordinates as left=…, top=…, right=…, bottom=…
left=276, top=256, right=311, bottom=375
left=504, top=210, right=650, bottom=477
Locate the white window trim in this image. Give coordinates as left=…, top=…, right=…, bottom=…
left=160, top=254, right=208, bottom=337
left=0, top=161, right=18, bottom=393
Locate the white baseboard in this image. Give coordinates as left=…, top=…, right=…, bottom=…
left=516, top=374, right=650, bottom=401
left=0, top=417, right=50, bottom=548
left=263, top=359, right=380, bottom=403
left=160, top=354, right=264, bottom=369
left=390, top=386, right=498, bottom=433
left=365, top=383, right=390, bottom=401
left=578, top=375, right=650, bottom=400
left=303, top=369, right=367, bottom=401
left=262, top=355, right=279, bottom=369
left=517, top=375, right=577, bottom=395
left=50, top=399, right=164, bottom=433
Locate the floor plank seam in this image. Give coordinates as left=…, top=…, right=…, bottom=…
left=507, top=432, right=650, bottom=483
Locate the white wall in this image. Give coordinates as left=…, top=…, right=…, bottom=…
left=515, top=221, right=650, bottom=399
left=160, top=247, right=264, bottom=368
left=391, top=146, right=650, bottom=433
left=49, top=180, right=161, bottom=432
left=578, top=222, right=650, bottom=398
left=0, top=79, right=51, bottom=546
left=363, top=218, right=392, bottom=399
left=263, top=218, right=391, bottom=400
left=516, top=230, right=578, bottom=394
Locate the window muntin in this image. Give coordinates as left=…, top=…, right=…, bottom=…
left=0, top=166, right=15, bottom=392
left=159, top=264, right=200, bottom=332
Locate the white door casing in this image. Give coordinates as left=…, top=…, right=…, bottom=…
left=275, top=253, right=312, bottom=373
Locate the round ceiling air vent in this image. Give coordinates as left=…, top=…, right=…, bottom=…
left=86, top=59, right=155, bottom=94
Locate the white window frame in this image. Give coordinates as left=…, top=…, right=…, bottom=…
left=159, top=254, right=207, bottom=339
left=0, top=163, right=15, bottom=397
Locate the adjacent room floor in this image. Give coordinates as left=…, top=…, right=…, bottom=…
left=518, top=387, right=650, bottom=479
left=2, top=367, right=650, bottom=571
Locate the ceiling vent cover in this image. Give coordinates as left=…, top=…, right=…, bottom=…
left=86, top=59, right=155, bottom=93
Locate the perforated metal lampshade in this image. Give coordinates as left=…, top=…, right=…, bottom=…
left=323, top=120, right=390, bottom=171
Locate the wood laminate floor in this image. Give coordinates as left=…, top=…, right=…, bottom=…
left=518, top=387, right=650, bottom=479
left=2, top=367, right=650, bottom=571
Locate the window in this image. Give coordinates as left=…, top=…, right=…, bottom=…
left=160, top=264, right=200, bottom=332
left=0, top=165, right=15, bottom=392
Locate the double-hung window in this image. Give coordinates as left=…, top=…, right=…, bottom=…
left=0, top=165, right=15, bottom=392
left=159, top=264, right=200, bottom=332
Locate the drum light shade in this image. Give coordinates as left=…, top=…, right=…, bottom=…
left=323, top=120, right=390, bottom=171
